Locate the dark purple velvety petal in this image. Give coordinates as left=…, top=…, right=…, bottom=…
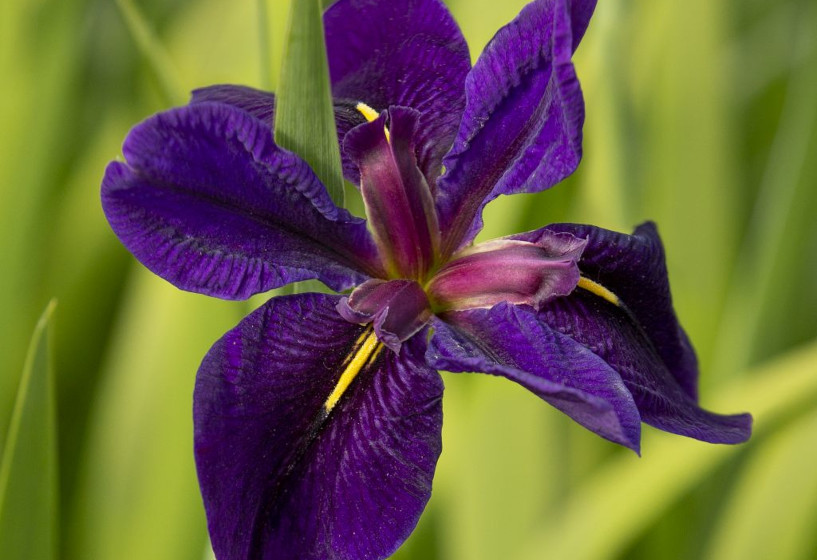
left=345, top=107, right=439, bottom=279
left=195, top=293, right=443, bottom=560
left=428, top=303, right=642, bottom=452
left=539, top=286, right=752, bottom=444
left=325, top=0, right=471, bottom=182
left=190, top=85, right=369, bottom=182
left=436, top=0, right=597, bottom=255
left=535, top=222, right=699, bottom=400
left=101, top=102, right=382, bottom=300
left=191, top=84, right=277, bottom=124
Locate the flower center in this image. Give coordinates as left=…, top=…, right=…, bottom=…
left=337, top=279, right=432, bottom=353
left=343, top=104, right=594, bottom=350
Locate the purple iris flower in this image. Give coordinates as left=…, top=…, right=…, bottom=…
left=100, top=0, right=752, bottom=558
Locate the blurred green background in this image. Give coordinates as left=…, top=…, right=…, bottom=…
left=2, top=0, right=817, bottom=558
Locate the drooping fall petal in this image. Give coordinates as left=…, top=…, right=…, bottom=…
left=540, top=282, right=752, bottom=443
left=537, top=222, right=700, bottom=399
left=195, top=293, right=443, bottom=560
left=101, top=102, right=382, bottom=299
left=428, top=303, right=642, bottom=451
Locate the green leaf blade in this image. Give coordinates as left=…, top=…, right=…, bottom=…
left=0, top=300, right=59, bottom=560
left=274, top=0, right=345, bottom=207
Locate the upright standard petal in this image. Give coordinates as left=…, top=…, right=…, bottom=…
left=539, top=286, right=752, bottom=443
left=101, top=102, right=382, bottom=300
left=325, top=0, right=471, bottom=181
left=538, top=222, right=700, bottom=399
left=428, top=303, right=642, bottom=452
left=436, top=0, right=596, bottom=255
left=195, top=293, right=443, bottom=560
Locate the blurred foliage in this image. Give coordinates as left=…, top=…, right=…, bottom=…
left=0, top=301, right=58, bottom=560
left=1, top=0, right=816, bottom=559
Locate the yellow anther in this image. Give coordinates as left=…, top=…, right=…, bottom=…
left=323, top=328, right=383, bottom=413
left=577, top=277, right=620, bottom=307
left=355, top=101, right=391, bottom=143
left=356, top=102, right=380, bottom=123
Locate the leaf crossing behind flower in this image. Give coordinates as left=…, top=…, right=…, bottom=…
left=274, top=0, right=345, bottom=207
left=0, top=300, right=58, bottom=560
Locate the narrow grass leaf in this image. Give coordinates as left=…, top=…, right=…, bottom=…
left=115, top=0, right=185, bottom=107
left=274, top=0, right=345, bottom=207
left=0, top=0, right=83, bottom=447
left=0, top=300, right=59, bottom=560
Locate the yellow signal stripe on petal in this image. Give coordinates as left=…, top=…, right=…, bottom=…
left=577, top=276, right=620, bottom=307
left=323, top=328, right=383, bottom=413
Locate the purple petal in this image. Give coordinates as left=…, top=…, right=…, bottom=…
left=337, top=279, right=432, bottom=353
left=537, top=222, right=700, bottom=400
left=190, top=85, right=369, bottom=182
left=345, top=107, right=439, bottom=279
left=427, top=232, right=585, bottom=312
left=325, top=0, right=471, bottom=182
left=539, top=286, right=752, bottom=444
left=191, top=84, right=277, bottom=125
left=101, top=102, right=382, bottom=299
left=195, top=293, right=443, bottom=560
left=428, top=303, right=642, bottom=452
left=436, top=0, right=596, bottom=255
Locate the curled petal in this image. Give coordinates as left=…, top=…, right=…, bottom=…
left=325, top=0, right=471, bottom=181
left=540, top=273, right=752, bottom=444
left=428, top=304, right=642, bottom=452
left=537, top=222, right=700, bottom=399
left=436, top=0, right=597, bottom=255
left=427, top=231, right=585, bottom=312
left=195, top=293, right=443, bottom=560
left=101, top=102, right=382, bottom=299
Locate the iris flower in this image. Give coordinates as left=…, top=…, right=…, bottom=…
left=101, top=0, right=752, bottom=558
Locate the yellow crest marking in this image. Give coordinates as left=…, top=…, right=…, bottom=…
left=577, top=276, right=620, bottom=307
left=355, top=102, right=391, bottom=143
left=323, top=328, right=383, bottom=413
